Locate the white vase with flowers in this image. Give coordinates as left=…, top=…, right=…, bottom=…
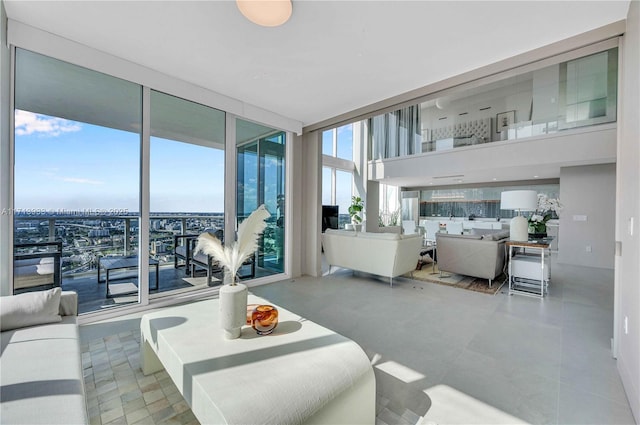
left=194, top=205, right=271, bottom=339
left=528, top=194, right=562, bottom=236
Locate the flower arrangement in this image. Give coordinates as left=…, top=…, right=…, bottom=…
left=528, top=194, right=562, bottom=234
left=193, top=204, right=271, bottom=285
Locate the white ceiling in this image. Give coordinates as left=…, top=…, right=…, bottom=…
left=3, top=0, right=631, bottom=128
left=3, top=0, right=629, bottom=188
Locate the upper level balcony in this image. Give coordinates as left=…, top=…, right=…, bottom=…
left=367, top=45, right=618, bottom=187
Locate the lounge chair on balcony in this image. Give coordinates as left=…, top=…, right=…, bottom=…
left=174, top=234, right=199, bottom=272
left=173, top=231, right=256, bottom=285
left=174, top=231, right=224, bottom=286
left=13, top=241, right=62, bottom=294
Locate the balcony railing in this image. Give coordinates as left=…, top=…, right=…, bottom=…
left=13, top=213, right=226, bottom=276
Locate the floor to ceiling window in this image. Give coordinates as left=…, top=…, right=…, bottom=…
left=149, top=90, right=226, bottom=293
left=13, top=48, right=142, bottom=313
left=322, top=124, right=356, bottom=228
left=236, top=119, right=286, bottom=275
left=10, top=47, right=291, bottom=315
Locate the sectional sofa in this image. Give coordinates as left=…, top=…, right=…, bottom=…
left=0, top=289, right=87, bottom=424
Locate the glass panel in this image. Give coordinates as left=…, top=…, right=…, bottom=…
left=335, top=170, right=353, bottom=228
left=559, top=49, right=617, bottom=129
left=379, top=184, right=400, bottom=227
left=149, top=90, right=225, bottom=292
left=336, top=124, right=353, bottom=160
left=237, top=119, right=286, bottom=277
left=369, top=105, right=421, bottom=159
left=13, top=48, right=141, bottom=313
left=322, top=129, right=334, bottom=156
left=365, top=47, right=618, bottom=160
left=322, top=167, right=332, bottom=205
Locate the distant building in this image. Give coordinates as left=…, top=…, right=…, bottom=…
left=88, top=228, right=110, bottom=237
left=150, top=241, right=167, bottom=255
left=74, top=238, right=90, bottom=248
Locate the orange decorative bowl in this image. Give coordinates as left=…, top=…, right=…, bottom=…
left=250, top=305, right=279, bottom=335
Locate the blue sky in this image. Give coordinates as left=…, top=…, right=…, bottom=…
left=14, top=110, right=225, bottom=213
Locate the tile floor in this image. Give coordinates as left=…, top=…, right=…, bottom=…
left=80, top=255, right=637, bottom=424
left=82, top=331, right=199, bottom=425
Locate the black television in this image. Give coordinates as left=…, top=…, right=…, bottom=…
left=322, top=205, right=339, bottom=232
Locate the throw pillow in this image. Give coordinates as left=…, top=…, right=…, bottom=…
left=0, top=287, right=62, bottom=331
left=482, top=230, right=510, bottom=241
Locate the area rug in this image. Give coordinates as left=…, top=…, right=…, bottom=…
left=405, top=262, right=506, bottom=295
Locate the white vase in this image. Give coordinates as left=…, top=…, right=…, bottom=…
left=219, top=282, right=248, bottom=339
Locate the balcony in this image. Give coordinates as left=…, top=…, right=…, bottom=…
left=13, top=213, right=275, bottom=314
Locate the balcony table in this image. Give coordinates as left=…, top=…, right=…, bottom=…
left=98, top=255, right=159, bottom=298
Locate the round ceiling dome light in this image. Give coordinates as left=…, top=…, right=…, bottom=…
left=435, top=97, right=450, bottom=110
left=237, top=0, right=292, bottom=27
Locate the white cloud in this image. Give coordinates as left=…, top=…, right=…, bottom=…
left=60, top=177, right=104, bottom=185
left=15, top=110, right=81, bottom=137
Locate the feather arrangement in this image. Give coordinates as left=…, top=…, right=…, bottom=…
left=194, top=204, right=271, bottom=285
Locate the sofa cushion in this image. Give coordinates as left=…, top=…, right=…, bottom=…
left=0, top=288, right=62, bottom=331
left=482, top=230, right=510, bottom=241
left=438, top=233, right=482, bottom=240
left=357, top=232, right=400, bottom=240
left=324, top=229, right=357, bottom=237
left=0, top=315, right=87, bottom=424
left=471, top=228, right=502, bottom=235
left=59, top=291, right=79, bottom=317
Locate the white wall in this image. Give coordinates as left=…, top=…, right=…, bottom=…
left=289, top=133, right=303, bottom=279
left=301, top=130, right=322, bottom=277
left=557, top=164, right=616, bottom=269
left=365, top=180, right=380, bottom=233
left=0, top=1, right=11, bottom=295
left=615, top=1, right=640, bottom=420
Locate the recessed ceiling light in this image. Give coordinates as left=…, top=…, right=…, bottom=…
left=237, top=0, right=292, bottom=27
left=534, top=175, right=539, bottom=178
left=492, top=178, right=497, bottom=181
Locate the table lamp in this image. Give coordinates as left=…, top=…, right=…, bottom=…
left=500, top=190, right=538, bottom=241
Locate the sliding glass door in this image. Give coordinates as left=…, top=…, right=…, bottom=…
left=13, top=48, right=142, bottom=313
left=236, top=119, right=286, bottom=276
left=149, top=91, right=226, bottom=294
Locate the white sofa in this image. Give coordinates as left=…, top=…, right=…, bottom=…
left=0, top=289, right=87, bottom=424
left=322, top=229, right=422, bottom=286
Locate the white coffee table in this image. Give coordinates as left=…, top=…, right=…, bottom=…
left=140, top=294, right=375, bottom=425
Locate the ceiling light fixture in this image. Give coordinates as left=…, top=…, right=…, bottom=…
left=236, top=0, right=292, bottom=27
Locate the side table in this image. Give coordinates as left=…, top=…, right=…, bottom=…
left=506, top=239, right=552, bottom=298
